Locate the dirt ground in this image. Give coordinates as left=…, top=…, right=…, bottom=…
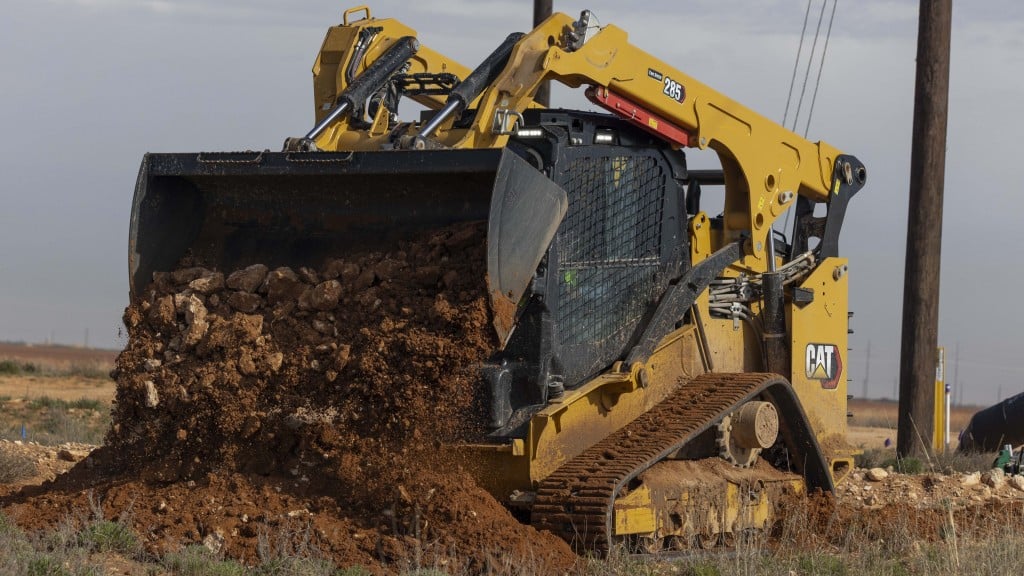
left=0, top=375, right=115, bottom=403
left=4, top=438, right=1016, bottom=569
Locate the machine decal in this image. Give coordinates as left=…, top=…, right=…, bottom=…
left=805, top=343, right=842, bottom=390
left=662, top=76, right=685, bottom=103
left=649, top=68, right=685, bottom=103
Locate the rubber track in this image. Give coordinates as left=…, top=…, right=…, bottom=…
left=531, top=372, right=784, bottom=553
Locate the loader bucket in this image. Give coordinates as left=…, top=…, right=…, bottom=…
left=129, top=148, right=567, bottom=343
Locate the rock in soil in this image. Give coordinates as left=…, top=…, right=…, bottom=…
left=0, top=221, right=576, bottom=575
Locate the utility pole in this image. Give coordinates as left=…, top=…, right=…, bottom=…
left=533, top=0, right=553, bottom=106
left=897, top=0, right=952, bottom=459
left=953, top=342, right=960, bottom=406
left=862, top=340, right=871, bottom=400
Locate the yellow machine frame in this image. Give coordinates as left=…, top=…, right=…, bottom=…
left=303, top=6, right=865, bottom=540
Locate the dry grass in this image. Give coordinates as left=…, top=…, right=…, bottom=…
left=849, top=399, right=978, bottom=433
left=0, top=394, right=110, bottom=445
left=591, top=498, right=1024, bottom=576
left=0, top=450, right=37, bottom=484
left=0, top=358, right=111, bottom=380
left=856, top=443, right=997, bottom=474
left=3, top=497, right=1024, bottom=575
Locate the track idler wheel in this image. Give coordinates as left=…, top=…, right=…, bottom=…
left=716, top=401, right=779, bottom=467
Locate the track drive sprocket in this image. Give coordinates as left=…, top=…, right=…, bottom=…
left=715, top=413, right=760, bottom=468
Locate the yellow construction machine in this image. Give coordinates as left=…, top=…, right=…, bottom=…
left=130, top=7, right=866, bottom=553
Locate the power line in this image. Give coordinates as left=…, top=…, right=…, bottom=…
left=782, top=0, right=813, bottom=127
left=780, top=1, right=838, bottom=238
left=804, top=0, right=838, bottom=137
left=791, top=0, right=828, bottom=132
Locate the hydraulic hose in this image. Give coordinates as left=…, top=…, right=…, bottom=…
left=418, top=32, right=525, bottom=138
left=302, top=36, right=420, bottom=142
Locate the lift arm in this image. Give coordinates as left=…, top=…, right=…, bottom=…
left=426, top=11, right=865, bottom=262
left=301, top=6, right=474, bottom=151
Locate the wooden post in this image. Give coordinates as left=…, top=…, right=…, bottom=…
left=897, top=0, right=952, bottom=459
left=533, top=0, right=553, bottom=106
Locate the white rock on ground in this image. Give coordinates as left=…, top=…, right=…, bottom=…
left=202, top=531, right=225, bottom=554
left=866, top=468, right=889, bottom=482
left=982, top=468, right=1006, bottom=489
left=961, top=471, right=981, bottom=487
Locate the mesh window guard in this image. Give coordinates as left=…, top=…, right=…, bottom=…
left=556, top=155, right=665, bottom=352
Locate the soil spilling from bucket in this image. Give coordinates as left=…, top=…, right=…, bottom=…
left=3, top=221, right=576, bottom=574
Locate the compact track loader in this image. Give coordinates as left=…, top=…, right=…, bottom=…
left=130, top=7, right=866, bottom=553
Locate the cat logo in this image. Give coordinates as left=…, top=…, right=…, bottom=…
left=805, top=343, right=842, bottom=390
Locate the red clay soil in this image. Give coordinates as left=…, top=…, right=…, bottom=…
left=1, top=221, right=576, bottom=574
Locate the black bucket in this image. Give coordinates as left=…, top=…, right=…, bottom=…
left=129, top=148, right=566, bottom=343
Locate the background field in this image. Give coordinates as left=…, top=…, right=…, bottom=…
left=0, top=343, right=116, bottom=445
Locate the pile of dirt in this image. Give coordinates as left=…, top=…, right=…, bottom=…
left=2, top=221, right=576, bottom=574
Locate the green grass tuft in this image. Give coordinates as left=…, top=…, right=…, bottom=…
left=76, top=520, right=138, bottom=555
left=0, top=513, right=106, bottom=576
left=67, top=398, right=104, bottom=411
left=28, top=396, right=66, bottom=410
left=336, top=568, right=374, bottom=576
left=880, top=457, right=925, bottom=475
left=162, top=545, right=247, bottom=576
left=26, top=554, right=74, bottom=576
left=255, top=557, right=353, bottom=575
left=0, top=359, right=40, bottom=376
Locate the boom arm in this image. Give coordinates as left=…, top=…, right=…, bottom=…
left=301, top=6, right=474, bottom=151
left=426, top=11, right=865, bottom=262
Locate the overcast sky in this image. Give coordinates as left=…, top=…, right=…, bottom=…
left=1, top=1, right=1020, bottom=406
